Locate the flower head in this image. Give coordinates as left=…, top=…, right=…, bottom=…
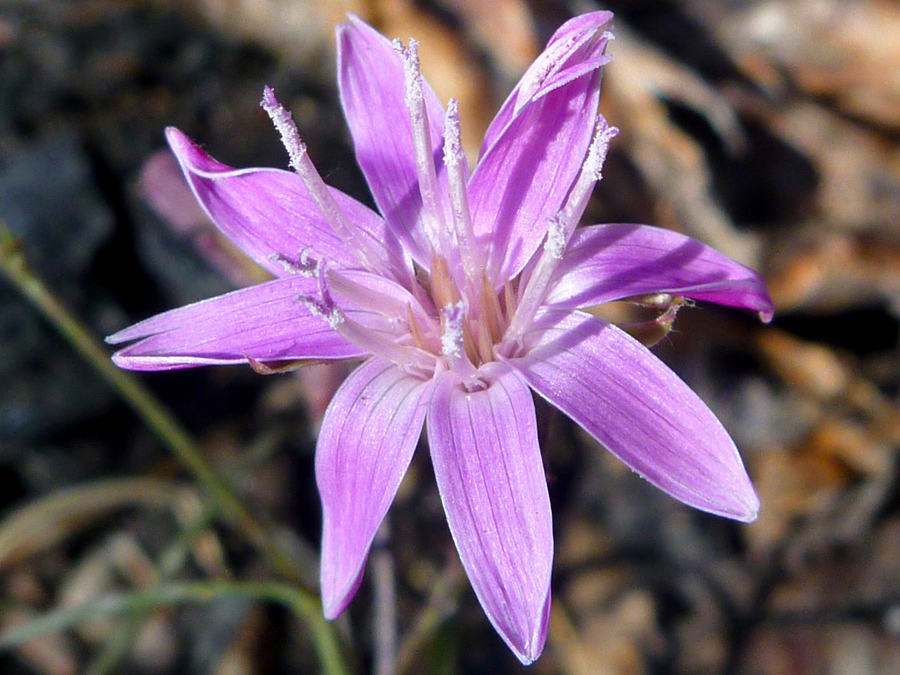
left=108, top=11, right=773, bottom=664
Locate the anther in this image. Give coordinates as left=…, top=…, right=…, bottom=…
left=480, top=273, right=504, bottom=342
left=429, top=255, right=460, bottom=309
left=269, top=248, right=318, bottom=276
left=443, top=99, right=482, bottom=286
left=395, top=39, right=450, bottom=257
left=406, top=303, right=428, bottom=350
left=557, top=118, right=618, bottom=243
left=441, top=302, right=479, bottom=379
left=260, top=87, right=391, bottom=278
left=501, top=214, right=567, bottom=346
left=261, top=87, right=308, bottom=171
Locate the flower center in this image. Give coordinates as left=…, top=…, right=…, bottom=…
left=414, top=253, right=518, bottom=370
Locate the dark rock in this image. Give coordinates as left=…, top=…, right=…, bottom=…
left=0, top=136, right=114, bottom=442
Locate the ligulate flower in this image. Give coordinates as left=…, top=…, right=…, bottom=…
left=109, top=12, right=773, bottom=663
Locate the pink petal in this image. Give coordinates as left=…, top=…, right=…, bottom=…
left=316, top=358, right=432, bottom=618
left=107, top=276, right=367, bottom=370
left=468, top=16, right=612, bottom=282
left=139, top=149, right=271, bottom=287
left=548, top=223, right=775, bottom=321
left=336, top=16, right=447, bottom=266
left=166, top=128, right=398, bottom=276
left=506, top=311, right=759, bottom=522
left=480, top=11, right=614, bottom=156
left=139, top=149, right=210, bottom=236
left=426, top=366, right=552, bottom=664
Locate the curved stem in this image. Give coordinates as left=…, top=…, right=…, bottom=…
left=0, top=580, right=349, bottom=675
left=0, top=227, right=350, bottom=675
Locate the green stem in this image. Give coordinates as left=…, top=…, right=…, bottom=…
left=396, top=560, right=466, bottom=675
left=0, top=581, right=348, bottom=675
left=0, top=232, right=249, bottom=552
left=0, top=228, right=349, bottom=675
left=85, top=499, right=218, bottom=675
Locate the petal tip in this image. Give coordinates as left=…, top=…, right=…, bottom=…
left=735, top=491, right=761, bottom=524
left=164, top=127, right=223, bottom=176
left=320, top=565, right=365, bottom=621
left=164, top=126, right=189, bottom=149
left=164, top=127, right=201, bottom=169
left=505, top=590, right=551, bottom=665
left=709, top=480, right=759, bottom=523
left=321, top=594, right=345, bottom=622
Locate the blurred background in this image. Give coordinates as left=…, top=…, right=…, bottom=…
left=3, top=0, right=900, bottom=673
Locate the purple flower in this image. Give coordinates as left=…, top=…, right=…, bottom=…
left=108, top=12, right=773, bottom=664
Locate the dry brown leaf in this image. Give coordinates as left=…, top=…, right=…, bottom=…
left=0, top=609, right=78, bottom=675
left=604, top=25, right=761, bottom=267
left=766, top=228, right=900, bottom=314
left=0, top=478, right=181, bottom=571
left=806, top=419, right=892, bottom=478
left=720, top=0, right=900, bottom=130
left=180, top=0, right=365, bottom=76
left=438, top=0, right=538, bottom=79
left=167, top=0, right=495, bottom=158
left=742, top=623, right=900, bottom=675
left=368, top=0, right=494, bottom=158
left=548, top=595, right=652, bottom=675
left=730, top=95, right=900, bottom=234
left=754, top=329, right=852, bottom=400
left=749, top=449, right=850, bottom=555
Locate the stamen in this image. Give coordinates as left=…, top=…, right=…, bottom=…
left=297, top=267, right=433, bottom=373
left=558, top=118, right=618, bottom=242
left=461, top=320, right=480, bottom=365
left=441, top=302, right=479, bottom=380
left=429, top=254, right=460, bottom=309
left=503, top=280, right=517, bottom=318
left=443, top=99, right=482, bottom=282
left=476, top=318, right=494, bottom=366
left=395, top=40, right=450, bottom=256
left=501, top=120, right=619, bottom=347
left=260, top=87, right=390, bottom=276
left=480, top=273, right=504, bottom=341
left=406, top=303, right=428, bottom=350
left=501, top=214, right=567, bottom=345
left=269, top=248, right=317, bottom=276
